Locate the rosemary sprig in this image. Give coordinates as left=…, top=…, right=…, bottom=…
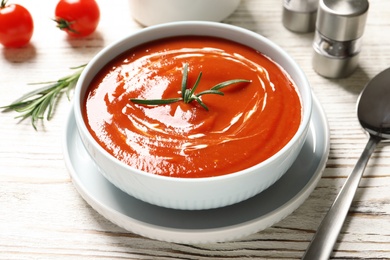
left=1, top=64, right=86, bottom=130
left=130, top=63, right=251, bottom=111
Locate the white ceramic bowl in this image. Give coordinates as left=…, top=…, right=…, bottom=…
left=129, top=0, right=241, bottom=26
left=74, top=21, right=312, bottom=210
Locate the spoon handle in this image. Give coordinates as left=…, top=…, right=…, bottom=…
left=302, top=135, right=381, bottom=260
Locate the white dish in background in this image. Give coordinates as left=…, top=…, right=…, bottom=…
left=63, top=94, right=329, bottom=244
left=129, top=0, right=241, bottom=26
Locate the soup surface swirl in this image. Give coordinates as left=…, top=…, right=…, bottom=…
left=84, top=36, right=302, bottom=178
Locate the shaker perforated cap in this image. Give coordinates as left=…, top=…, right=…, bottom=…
left=316, top=0, right=369, bottom=41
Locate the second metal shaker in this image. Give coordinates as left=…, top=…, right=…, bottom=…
left=312, top=0, right=369, bottom=78
left=282, top=0, right=318, bottom=33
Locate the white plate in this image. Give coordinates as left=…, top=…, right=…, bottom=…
left=63, top=94, right=330, bottom=244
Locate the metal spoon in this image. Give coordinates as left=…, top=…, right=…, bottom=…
left=302, top=67, right=390, bottom=260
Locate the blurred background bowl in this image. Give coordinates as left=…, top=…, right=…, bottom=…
left=129, top=0, right=241, bottom=26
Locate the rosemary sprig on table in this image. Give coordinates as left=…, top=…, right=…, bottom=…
left=1, top=64, right=86, bottom=130
left=130, top=63, right=251, bottom=111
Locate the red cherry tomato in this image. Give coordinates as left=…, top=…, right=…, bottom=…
left=0, top=0, right=34, bottom=48
left=54, top=0, right=100, bottom=37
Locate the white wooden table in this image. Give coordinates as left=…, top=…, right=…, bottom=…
left=1, top=0, right=390, bottom=259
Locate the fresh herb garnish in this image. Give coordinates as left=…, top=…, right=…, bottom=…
left=130, top=63, right=251, bottom=111
left=1, top=64, right=86, bottom=130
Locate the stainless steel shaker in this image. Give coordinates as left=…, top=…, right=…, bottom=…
left=312, top=0, right=369, bottom=78
left=282, top=0, right=318, bottom=33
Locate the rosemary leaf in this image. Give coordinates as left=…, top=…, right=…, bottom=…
left=211, top=79, right=251, bottom=90
left=196, top=89, right=224, bottom=97
left=65, top=81, right=75, bottom=100
left=3, top=83, right=58, bottom=109
left=48, top=91, right=59, bottom=119
left=14, top=96, right=46, bottom=113
left=36, top=95, right=51, bottom=119
left=187, top=71, right=203, bottom=99
left=193, top=96, right=209, bottom=111
left=181, top=63, right=189, bottom=96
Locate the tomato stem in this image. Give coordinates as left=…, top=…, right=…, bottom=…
left=0, top=0, right=7, bottom=8
left=53, top=18, right=79, bottom=34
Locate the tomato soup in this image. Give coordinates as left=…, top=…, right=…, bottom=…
left=83, top=36, right=302, bottom=178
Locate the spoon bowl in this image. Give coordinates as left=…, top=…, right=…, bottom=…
left=358, top=67, right=390, bottom=138
left=302, top=67, right=390, bottom=260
